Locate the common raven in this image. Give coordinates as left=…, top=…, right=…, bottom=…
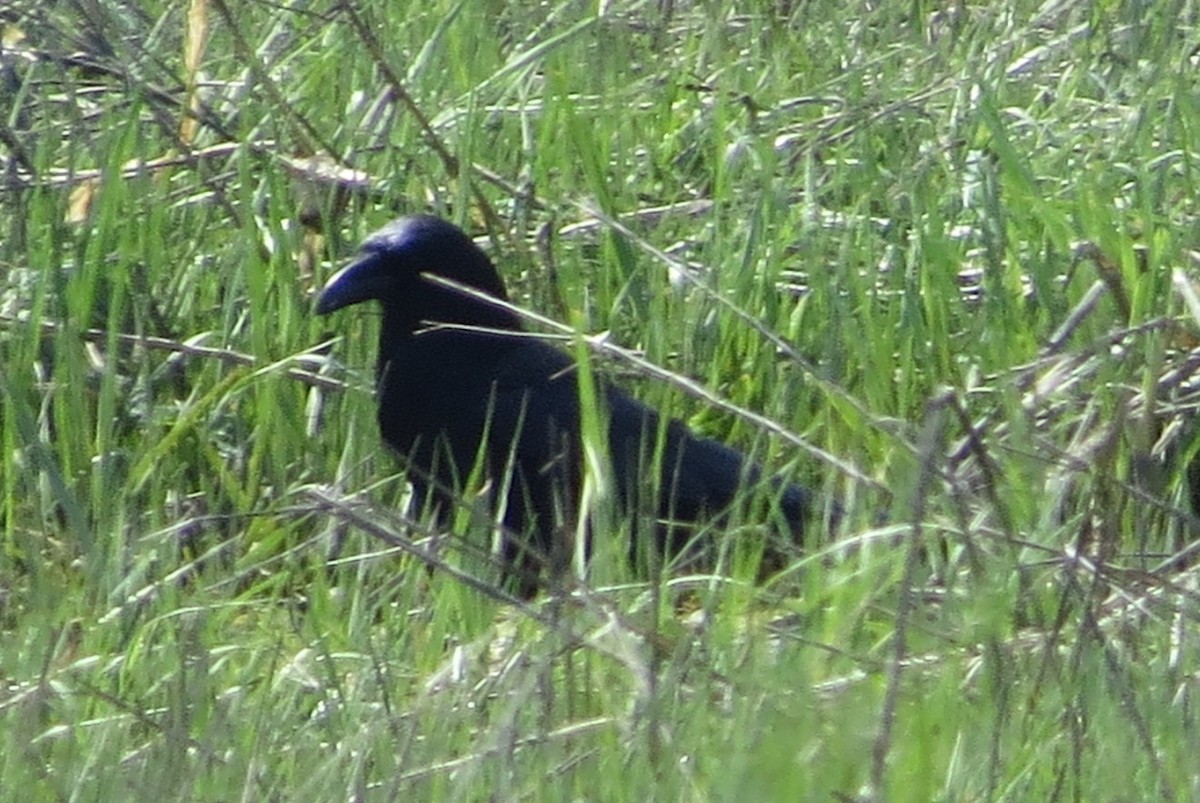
left=317, top=215, right=824, bottom=594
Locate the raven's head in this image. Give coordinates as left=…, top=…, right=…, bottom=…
left=316, top=215, right=519, bottom=333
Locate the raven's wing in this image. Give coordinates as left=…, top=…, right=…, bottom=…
left=604, top=385, right=814, bottom=559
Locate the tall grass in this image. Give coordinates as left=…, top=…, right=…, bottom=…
left=2, top=0, right=1199, bottom=799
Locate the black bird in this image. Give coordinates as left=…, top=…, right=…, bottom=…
left=316, top=214, right=823, bottom=594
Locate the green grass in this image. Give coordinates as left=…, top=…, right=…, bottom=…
left=3, top=0, right=1200, bottom=799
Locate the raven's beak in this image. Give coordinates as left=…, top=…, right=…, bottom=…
left=315, top=253, right=391, bottom=314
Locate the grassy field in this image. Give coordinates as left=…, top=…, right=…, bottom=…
left=2, top=0, right=1199, bottom=799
